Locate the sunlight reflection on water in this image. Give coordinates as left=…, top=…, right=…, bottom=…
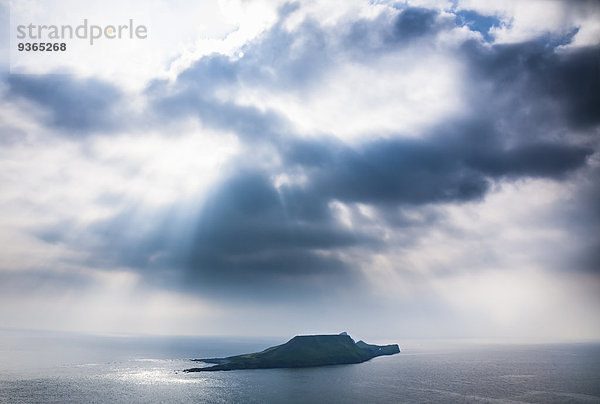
left=109, top=359, right=211, bottom=386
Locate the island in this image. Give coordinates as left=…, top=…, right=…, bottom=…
left=184, top=332, right=400, bottom=372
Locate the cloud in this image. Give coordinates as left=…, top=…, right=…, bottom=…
left=16, top=1, right=597, bottom=300
left=0, top=0, right=599, bottom=337
left=289, top=134, right=591, bottom=207
left=463, top=40, right=600, bottom=131
left=455, top=0, right=600, bottom=47
left=152, top=86, right=288, bottom=142
left=33, top=168, right=370, bottom=300
left=393, top=7, right=440, bottom=39
left=32, top=126, right=591, bottom=300
left=4, top=74, right=124, bottom=134
left=455, top=9, right=501, bottom=42
left=149, top=5, right=466, bottom=140
left=145, top=4, right=597, bottom=298
left=548, top=165, right=600, bottom=274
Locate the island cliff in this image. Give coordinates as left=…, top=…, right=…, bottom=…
left=184, top=332, right=400, bottom=372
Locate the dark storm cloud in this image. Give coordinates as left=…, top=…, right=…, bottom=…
left=37, top=169, right=370, bottom=299
left=462, top=40, right=600, bottom=131
left=286, top=135, right=490, bottom=205
left=393, top=7, right=439, bottom=39
left=180, top=170, right=367, bottom=288
left=286, top=127, right=592, bottom=206
left=4, top=74, right=123, bottom=133
left=467, top=142, right=593, bottom=178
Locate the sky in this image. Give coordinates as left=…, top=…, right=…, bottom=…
left=0, top=0, right=599, bottom=342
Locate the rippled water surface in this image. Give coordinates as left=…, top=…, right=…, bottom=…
left=1, top=331, right=599, bottom=403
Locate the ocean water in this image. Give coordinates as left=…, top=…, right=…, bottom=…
left=0, top=331, right=599, bottom=403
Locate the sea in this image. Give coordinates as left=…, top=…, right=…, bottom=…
left=0, top=330, right=599, bottom=403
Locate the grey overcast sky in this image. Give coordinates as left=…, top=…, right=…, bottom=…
left=0, top=0, right=599, bottom=341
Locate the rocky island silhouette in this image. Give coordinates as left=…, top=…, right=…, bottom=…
left=184, top=332, right=400, bottom=372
